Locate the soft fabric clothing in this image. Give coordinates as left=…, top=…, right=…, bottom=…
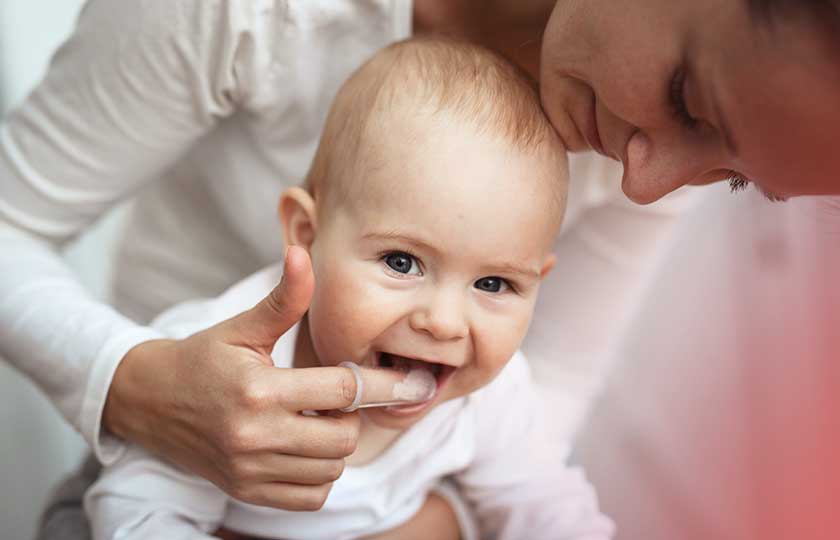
left=576, top=189, right=840, bottom=540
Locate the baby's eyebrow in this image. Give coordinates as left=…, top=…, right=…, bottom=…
left=482, top=262, right=541, bottom=279
left=363, top=231, right=439, bottom=255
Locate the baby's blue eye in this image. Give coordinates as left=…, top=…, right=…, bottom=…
left=384, top=252, right=421, bottom=275
left=474, top=277, right=509, bottom=293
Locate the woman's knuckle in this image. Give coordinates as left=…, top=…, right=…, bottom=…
left=326, top=460, right=345, bottom=481
left=221, top=422, right=256, bottom=454
left=229, top=457, right=255, bottom=480
left=300, top=485, right=331, bottom=511
left=315, top=484, right=333, bottom=507
left=237, top=379, right=271, bottom=410
left=339, top=374, right=357, bottom=404
left=339, top=426, right=359, bottom=456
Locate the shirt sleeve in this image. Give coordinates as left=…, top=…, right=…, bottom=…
left=0, top=0, right=282, bottom=463
left=456, top=353, right=616, bottom=540
left=522, top=153, right=703, bottom=441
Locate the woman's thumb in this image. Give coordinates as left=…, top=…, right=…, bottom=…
left=227, top=246, right=315, bottom=352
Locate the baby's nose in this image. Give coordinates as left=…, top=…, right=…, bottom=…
left=408, top=292, right=467, bottom=341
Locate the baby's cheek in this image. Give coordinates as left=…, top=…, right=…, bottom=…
left=481, top=312, right=531, bottom=358
left=473, top=334, right=521, bottom=380
left=308, top=277, right=368, bottom=359
left=312, top=272, right=399, bottom=353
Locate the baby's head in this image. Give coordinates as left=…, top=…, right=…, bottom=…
left=280, top=37, right=567, bottom=429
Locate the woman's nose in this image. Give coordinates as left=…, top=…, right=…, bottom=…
left=408, top=291, right=468, bottom=341
left=620, top=129, right=731, bottom=204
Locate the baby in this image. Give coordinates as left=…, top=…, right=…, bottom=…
left=85, top=37, right=614, bottom=540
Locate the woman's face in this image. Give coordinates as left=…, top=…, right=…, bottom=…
left=540, top=0, right=840, bottom=203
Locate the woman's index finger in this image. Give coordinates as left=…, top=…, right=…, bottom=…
left=276, top=365, right=433, bottom=411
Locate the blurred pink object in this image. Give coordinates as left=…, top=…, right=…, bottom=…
left=577, top=186, right=840, bottom=540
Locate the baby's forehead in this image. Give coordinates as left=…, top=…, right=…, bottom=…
left=311, top=37, right=568, bottom=225
left=330, top=114, right=567, bottom=236
left=368, top=111, right=564, bottom=191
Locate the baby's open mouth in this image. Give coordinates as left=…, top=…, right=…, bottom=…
left=374, top=352, right=455, bottom=411
left=378, top=352, right=443, bottom=376
left=376, top=352, right=456, bottom=382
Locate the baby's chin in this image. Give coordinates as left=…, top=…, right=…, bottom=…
left=357, top=385, right=445, bottom=432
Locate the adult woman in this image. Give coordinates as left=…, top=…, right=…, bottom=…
left=540, top=0, right=840, bottom=202
left=1, top=0, right=838, bottom=538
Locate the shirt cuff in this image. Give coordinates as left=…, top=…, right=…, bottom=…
left=80, top=327, right=166, bottom=465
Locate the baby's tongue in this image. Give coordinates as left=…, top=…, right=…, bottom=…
left=383, top=354, right=437, bottom=402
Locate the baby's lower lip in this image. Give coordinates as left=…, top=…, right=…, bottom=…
left=384, top=399, right=435, bottom=416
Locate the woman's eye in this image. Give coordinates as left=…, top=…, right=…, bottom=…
left=474, top=276, right=509, bottom=293
left=384, top=252, right=421, bottom=275
left=669, top=67, right=698, bottom=131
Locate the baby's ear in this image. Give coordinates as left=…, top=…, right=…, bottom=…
left=278, top=187, right=317, bottom=250
left=539, top=254, right=556, bottom=280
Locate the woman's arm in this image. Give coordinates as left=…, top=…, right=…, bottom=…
left=0, top=0, right=276, bottom=463
left=0, top=0, right=363, bottom=513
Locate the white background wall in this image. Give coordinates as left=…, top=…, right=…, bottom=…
left=1, top=2, right=125, bottom=538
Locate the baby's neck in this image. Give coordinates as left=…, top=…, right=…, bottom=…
left=345, top=416, right=402, bottom=467
left=293, top=317, right=404, bottom=466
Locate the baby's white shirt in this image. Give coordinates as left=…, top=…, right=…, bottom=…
left=85, top=264, right=614, bottom=540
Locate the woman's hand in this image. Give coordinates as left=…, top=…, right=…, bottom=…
left=103, top=247, right=398, bottom=510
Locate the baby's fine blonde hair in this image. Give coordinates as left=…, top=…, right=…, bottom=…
left=305, top=36, right=565, bottom=206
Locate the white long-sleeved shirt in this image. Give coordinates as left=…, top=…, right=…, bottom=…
left=576, top=189, right=840, bottom=540
left=84, top=264, right=615, bottom=540
left=0, top=0, right=697, bottom=466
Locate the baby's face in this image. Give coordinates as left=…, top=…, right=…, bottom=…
left=306, top=116, right=566, bottom=430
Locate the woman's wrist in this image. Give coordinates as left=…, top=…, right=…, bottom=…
left=103, top=338, right=178, bottom=445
